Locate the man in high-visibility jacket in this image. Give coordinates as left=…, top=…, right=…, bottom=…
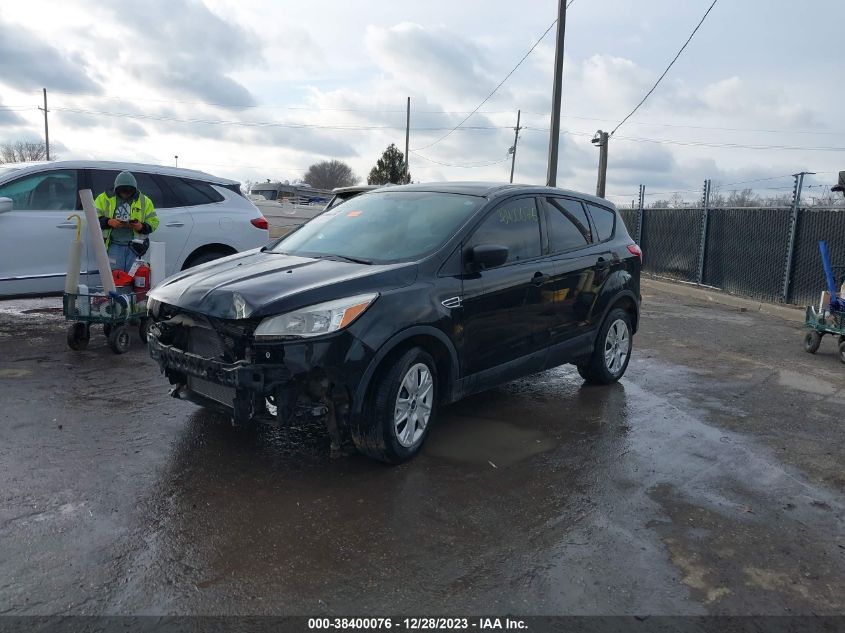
left=95, top=171, right=159, bottom=272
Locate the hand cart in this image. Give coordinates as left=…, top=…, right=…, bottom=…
left=63, top=289, right=151, bottom=354
left=802, top=240, right=845, bottom=364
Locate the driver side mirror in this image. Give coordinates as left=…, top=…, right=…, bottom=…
left=0, top=197, right=12, bottom=214
left=468, top=244, right=509, bottom=270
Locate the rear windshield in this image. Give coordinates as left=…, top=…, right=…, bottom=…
left=272, top=191, right=484, bottom=264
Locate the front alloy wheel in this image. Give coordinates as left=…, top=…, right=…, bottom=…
left=394, top=363, right=434, bottom=448
left=352, top=347, right=438, bottom=463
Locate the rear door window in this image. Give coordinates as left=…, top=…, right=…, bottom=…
left=162, top=176, right=224, bottom=207
left=90, top=170, right=168, bottom=209
left=468, top=197, right=542, bottom=264
left=0, top=169, right=79, bottom=211
left=586, top=203, right=616, bottom=242
left=543, top=197, right=592, bottom=252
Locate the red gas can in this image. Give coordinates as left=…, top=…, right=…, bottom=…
left=133, top=264, right=152, bottom=294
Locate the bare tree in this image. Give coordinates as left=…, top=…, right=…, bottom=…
left=0, top=140, right=52, bottom=164
left=303, top=160, right=358, bottom=190
left=725, top=188, right=761, bottom=208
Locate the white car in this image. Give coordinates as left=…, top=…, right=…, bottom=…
left=0, top=160, right=270, bottom=297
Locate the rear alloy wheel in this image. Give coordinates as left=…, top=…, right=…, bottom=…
left=804, top=330, right=822, bottom=354
left=352, top=347, right=437, bottom=463
left=577, top=308, right=633, bottom=385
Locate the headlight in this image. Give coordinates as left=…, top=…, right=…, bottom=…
left=254, top=293, right=378, bottom=340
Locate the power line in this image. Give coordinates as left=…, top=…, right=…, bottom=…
left=610, top=0, right=718, bottom=137
left=411, top=17, right=561, bottom=152
left=51, top=107, right=513, bottom=131
left=410, top=151, right=510, bottom=168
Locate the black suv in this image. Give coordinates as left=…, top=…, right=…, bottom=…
left=147, top=183, right=641, bottom=463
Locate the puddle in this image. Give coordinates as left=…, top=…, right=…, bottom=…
left=778, top=369, right=840, bottom=397
left=424, top=416, right=556, bottom=467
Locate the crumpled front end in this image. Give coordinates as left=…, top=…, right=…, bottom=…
left=147, top=304, right=375, bottom=451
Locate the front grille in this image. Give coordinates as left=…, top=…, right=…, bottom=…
left=187, top=375, right=236, bottom=406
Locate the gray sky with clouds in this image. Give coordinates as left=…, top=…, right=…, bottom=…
left=0, top=0, right=842, bottom=203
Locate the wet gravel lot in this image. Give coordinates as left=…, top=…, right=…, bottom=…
left=1, top=282, right=844, bottom=616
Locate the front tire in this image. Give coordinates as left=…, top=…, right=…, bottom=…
left=577, top=308, right=633, bottom=385
left=352, top=347, right=437, bottom=464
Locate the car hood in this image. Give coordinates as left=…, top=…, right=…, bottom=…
left=149, top=249, right=417, bottom=320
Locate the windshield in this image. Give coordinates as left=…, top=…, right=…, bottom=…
left=272, top=191, right=484, bottom=264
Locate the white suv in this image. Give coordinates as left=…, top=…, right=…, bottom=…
left=0, top=160, right=270, bottom=297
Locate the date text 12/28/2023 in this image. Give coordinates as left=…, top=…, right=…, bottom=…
left=307, top=618, right=528, bottom=630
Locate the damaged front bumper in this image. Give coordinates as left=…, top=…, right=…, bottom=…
left=147, top=319, right=373, bottom=437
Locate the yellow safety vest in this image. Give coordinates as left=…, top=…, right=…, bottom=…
left=94, top=191, right=159, bottom=248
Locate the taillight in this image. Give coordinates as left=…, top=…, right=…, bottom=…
left=251, top=217, right=269, bottom=230
left=627, top=244, right=642, bottom=261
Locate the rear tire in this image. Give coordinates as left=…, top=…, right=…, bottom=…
left=351, top=347, right=437, bottom=464
left=577, top=308, right=633, bottom=385
left=183, top=249, right=232, bottom=269
left=804, top=331, right=822, bottom=354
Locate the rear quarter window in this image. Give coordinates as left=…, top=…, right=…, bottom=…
left=586, top=203, right=616, bottom=242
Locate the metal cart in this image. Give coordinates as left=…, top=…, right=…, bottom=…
left=802, top=241, right=845, bottom=364
left=63, top=289, right=151, bottom=354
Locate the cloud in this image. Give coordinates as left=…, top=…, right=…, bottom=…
left=365, top=23, right=500, bottom=104
left=0, top=14, right=100, bottom=93
left=0, top=107, right=25, bottom=126
left=88, top=0, right=262, bottom=107
left=56, top=108, right=148, bottom=138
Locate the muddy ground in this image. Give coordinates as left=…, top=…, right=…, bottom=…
left=1, top=283, right=843, bottom=616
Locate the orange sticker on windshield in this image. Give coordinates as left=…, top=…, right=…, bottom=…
left=347, top=210, right=362, bottom=217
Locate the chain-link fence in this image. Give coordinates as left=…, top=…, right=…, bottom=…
left=622, top=204, right=845, bottom=306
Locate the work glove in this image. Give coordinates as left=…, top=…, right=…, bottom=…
left=107, top=218, right=123, bottom=229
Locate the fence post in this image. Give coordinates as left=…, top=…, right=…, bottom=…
left=782, top=172, right=811, bottom=302
left=697, top=179, right=711, bottom=284
left=636, top=184, right=645, bottom=244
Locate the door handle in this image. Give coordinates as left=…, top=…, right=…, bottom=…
left=165, top=222, right=185, bottom=227
left=532, top=272, right=548, bottom=286
left=56, top=223, right=77, bottom=229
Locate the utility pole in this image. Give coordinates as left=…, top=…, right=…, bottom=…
left=509, top=109, right=522, bottom=184
left=592, top=130, right=609, bottom=198
left=545, top=0, right=567, bottom=187
left=782, top=171, right=815, bottom=302
left=38, top=88, right=50, bottom=160
left=174, top=155, right=178, bottom=168
left=404, top=97, right=411, bottom=184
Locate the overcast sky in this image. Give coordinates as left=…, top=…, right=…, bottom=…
left=0, top=0, right=842, bottom=204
